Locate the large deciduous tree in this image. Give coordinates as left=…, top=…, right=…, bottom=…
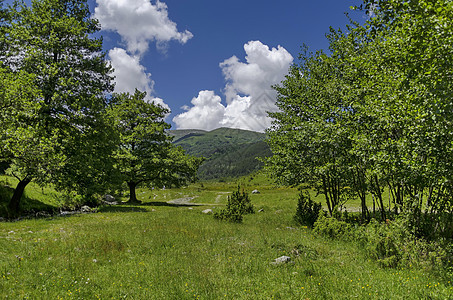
left=108, top=90, right=203, bottom=203
left=1, top=0, right=114, bottom=214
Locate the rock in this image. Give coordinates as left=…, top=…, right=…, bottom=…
left=60, top=211, right=77, bottom=216
left=271, top=256, right=292, bottom=265
left=104, top=194, right=116, bottom=202
left=252, top=189, right=260, bottom=194
left=36, top=211, right=51, bottom=218
left=102, top=200, right=118, bottom=206
left=258, top=209, right=264, bottom=213
left=80, top=205, right=92, bottom=213
left=202, top=209, right=213, bottom=214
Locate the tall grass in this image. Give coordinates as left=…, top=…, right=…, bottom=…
left=0, top=180, right=452, bottom=299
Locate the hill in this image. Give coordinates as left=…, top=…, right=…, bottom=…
left=168, top=128, right=272, bottom=180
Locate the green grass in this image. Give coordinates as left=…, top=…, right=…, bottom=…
left=0, top=178, right=452, bottom=299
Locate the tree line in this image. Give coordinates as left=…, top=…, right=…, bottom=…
left=265, top=0, right=453, bottom=238
left=0, top=0, right=202, bottom=216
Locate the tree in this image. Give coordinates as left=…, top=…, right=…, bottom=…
left=264, top=44, right=360, bottom=217
left=1, top=0, right=114, bottom=214
left=107, top=90, right=203, bottom=203
left=266, top=0, right=453, bottom=231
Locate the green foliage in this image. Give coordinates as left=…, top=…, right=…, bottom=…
left=1, top=0, right=115, bottom=212
left=353, top=218, right=452, bottom=273
left=214, top=186, right=254, bottom=223
left=265, top=0, right=453, bottom=233
left=293, top=191, right=322, bottom=227
left=358, top=219, right=401, bottom=268
left=313, top=213, right=352, bottom=239
left=313, top=213, right=453, bottom=274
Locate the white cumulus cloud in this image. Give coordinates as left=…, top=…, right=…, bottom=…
left=109, top=48, right=154, bottom=94
left=109, top=48, right=169, bottom=110
left=173, top=41, right=293, bottom=132
left=173, top=90, right=226, bottom=131
left=94, top=0, right=193, bottom=56
left=95, top=0, right=191, bottom=111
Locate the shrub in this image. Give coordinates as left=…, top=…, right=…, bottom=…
left=214, top=186, right=254, bottom=223
left=313, top=212, right=352, bottom=239
left=59, top=191, right=100, bottom=211
left=353, top=218, right=453, bottom=270
left=293, top=191, right=322, bottom=227
left=357, top=219, right=401, bottom=268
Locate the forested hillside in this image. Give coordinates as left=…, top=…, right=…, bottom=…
left=168, top=128, right=272, bottom=180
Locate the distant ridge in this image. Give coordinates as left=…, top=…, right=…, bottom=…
left=168, top=128, right=271, bottom=180
left=168, top=129, right=207, bottom=143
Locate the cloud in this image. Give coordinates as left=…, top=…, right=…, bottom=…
left=173, top=41, right=293, bottom=132
left=95, top=1, right=192, bottom=112
left=109, top=48, right=169, bottom=110
left=109, top=48, right=154, bottom=94
left=94, top=0, right=193, bottom=56
left=221, top=41, right=292, bottom=103
left=173, top=90, right=226, bottom=131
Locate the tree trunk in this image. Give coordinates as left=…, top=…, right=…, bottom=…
left=373, top=175, right=386, bottom=221
left=8, top=178, right=32, bottom=215
left=322, top=176, right=333, bottom=216
left=127, top=181, right=140, bottom=203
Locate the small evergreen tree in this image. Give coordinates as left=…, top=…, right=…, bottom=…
left=294, top=191, right=322, bottom=227
left=214, top=186, right=254, bottom=223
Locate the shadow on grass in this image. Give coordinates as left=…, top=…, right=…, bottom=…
left=141, top=201, right=206, bottom=207
left=0, top=185, right=57, bottom=218
left=98, top=200, right=208, bottom=213
left=21, top=198, right=58, bottom=213
left=98, top=206, right=149, bottom=213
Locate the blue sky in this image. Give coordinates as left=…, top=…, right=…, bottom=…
left=12, top=0, right=366, bottom=131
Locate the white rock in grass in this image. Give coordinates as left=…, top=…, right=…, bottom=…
left=81, top=206, right=92, bottom=213
left=252, top=189, right=260, bottom=194
left=104, top=194, right=116, bottom=202
left=271, top=256, right=292, bottom=265
left=202, top=209, right=213, bottom=214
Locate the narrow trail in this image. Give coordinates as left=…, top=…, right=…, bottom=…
left=166, top=196, right=217, bottom=206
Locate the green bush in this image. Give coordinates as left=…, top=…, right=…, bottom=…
left=352, top=218, right=453, bottom=271
left=356, top=219, right=401, bottom=268
left=214, top=186, right=254, bottom=223
left=313, top=212, right=352, bottom=239
left=58, top=191, right=100, bottom=210
left=293, top=191, right=322, bottom=227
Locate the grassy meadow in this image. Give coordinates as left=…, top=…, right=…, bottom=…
left=0, top=174, right=452, bottom=299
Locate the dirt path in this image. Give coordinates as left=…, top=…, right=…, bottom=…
left=166, top=196, right=216, bottom=206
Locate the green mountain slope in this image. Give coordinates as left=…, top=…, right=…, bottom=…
left=168, top=128, right=271, bottom=180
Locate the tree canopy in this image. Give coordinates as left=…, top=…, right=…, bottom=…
left=1, top=0, right=114, bottom=214
left=265, top=0, right=453, bottom=235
